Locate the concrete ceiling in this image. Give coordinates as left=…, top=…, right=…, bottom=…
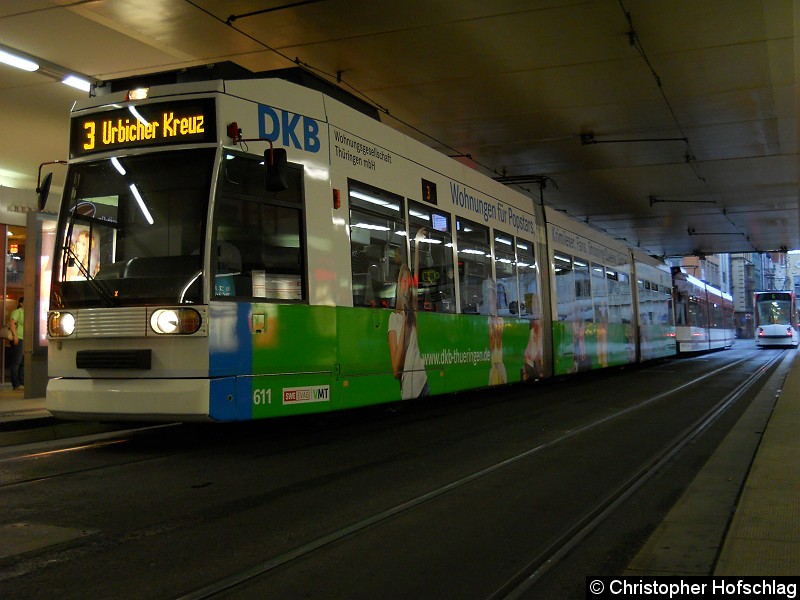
left=0, top=0, right=797, bottom=258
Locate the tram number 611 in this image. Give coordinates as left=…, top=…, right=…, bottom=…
left=253, top=389, right=271, bottom=405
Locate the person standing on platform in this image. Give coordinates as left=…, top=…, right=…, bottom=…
left=8, top=296, right=23, bottom=390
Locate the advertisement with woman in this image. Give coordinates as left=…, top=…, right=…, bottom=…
left=65, top=227, right=100, bottom=280
left=387, top=229, right=430, bottom=400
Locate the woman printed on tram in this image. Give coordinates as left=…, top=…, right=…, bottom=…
left=388, top=230, right=429, bottom=400
left=522, top=294, right=544, bottom=381
left=487, top=279, right=507, bottom=385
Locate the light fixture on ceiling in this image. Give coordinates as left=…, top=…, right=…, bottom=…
left=62, top=75, right=91, bottom=92
left=687, top=227, right=744, bottom=237
left=650, top=195, right=716, bottom=206
left=0, top=43, right=95, bottom=94
left=581, top=132, right=688, bottom=145
left=0, top=48, right=38, bottom=72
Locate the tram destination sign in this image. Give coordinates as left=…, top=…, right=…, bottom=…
left=69, top=98, right=217, bottom=158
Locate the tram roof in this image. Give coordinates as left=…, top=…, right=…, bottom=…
left=0, top=1, right=796, bottom=258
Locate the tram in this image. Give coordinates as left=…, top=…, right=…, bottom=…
left=754, top=291, right=799, bottom=348
left=43, top=64, right=679, bottom=422
left=671, top=267, right=735, bottom=353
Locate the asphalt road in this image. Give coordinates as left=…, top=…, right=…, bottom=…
left=0, top=343, right=782, bottom=599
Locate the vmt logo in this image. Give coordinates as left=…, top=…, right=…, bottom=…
left=258, top=105, right=320, bottom=153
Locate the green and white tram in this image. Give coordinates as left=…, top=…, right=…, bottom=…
left=44, top=65, right=672, bottom=422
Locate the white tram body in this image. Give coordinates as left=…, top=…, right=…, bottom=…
left=754, top=291, right=800, bottom=348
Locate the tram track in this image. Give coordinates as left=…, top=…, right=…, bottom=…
left=0, top=424, right=188, bottom=489
left=0, top=353, right=750, bottom=492
left=490, top=348, right=786, bottom=599
left=174, top=348, right=781, bottom=600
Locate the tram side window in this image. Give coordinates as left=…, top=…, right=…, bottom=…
left=574, top=259, right=592, bottom=322
left=688, top=295, right=704, bottom=327
left=710, top=300, right=724, bottom=328
left=665, top=285, right=675, bottom=326
left=674, top=290, right=688, bottom=325
left=638, top=280, right=652, bottom=325
left=408, top=201, right=455, bottom=312
left=592, top=263, right=608, bottom=324
left=554, top=254, right=575, bottom=322
left=517, top=241, right=540, bottom=320
left=606, top=270, right=621, bottom=324
left=214, top=154, right=305, bottom=300
left=456, top=218, right=491, bottom=314
left=494, top=234, right=519, bottom=316
left=617, top=271, right=633, bottom=324
left=348, top=181, right=407, bottom=308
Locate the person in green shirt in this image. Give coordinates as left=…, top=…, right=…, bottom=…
left=8, top=296, right=23, bottom=390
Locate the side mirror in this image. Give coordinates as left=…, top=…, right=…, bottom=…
left=36, top=160, right=67, bottom=211
left=264, top=147, right=289, bottom=192
left=37, top=172, right=53, bottom=211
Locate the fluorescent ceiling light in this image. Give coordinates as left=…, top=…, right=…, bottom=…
left=349, top=190, right=399, bottom=212
left=0, top=49, right=38, bottom=72
left=351, top=223, right=390, bottom=231
left=63, top=75, right=91, bottom=92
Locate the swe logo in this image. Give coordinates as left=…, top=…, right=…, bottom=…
left=258, top=105, right=320, bottom=153
left=282, top=385, right=330, bottom=404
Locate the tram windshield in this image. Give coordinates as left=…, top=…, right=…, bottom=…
left=51, top=148, right=215, bottom=308
left=756, top=297, right=792, bottom=325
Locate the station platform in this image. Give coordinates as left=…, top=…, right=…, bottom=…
left=625, top=348, right=800, bottom=576
left=0, top=386, right=49, bottom=425
left=1, top=352, right=798, bottom=576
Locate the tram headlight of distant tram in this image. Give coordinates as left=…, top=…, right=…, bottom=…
left=48, top=311, right=76, bottom=337
left=150, top=308, right=202, bottom=335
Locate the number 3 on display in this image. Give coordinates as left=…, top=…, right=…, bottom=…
left=83, top=122, right=96, bottom=151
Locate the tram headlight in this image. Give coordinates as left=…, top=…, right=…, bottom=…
left=150, top=308, right=201, bottom=335
left=48, top=311, right=76, bottom=337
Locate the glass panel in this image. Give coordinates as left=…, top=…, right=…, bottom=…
left=52, top=149, right=215, bottom=308
left=591, top=263, right=608, bottom=323
left=517, top=240, right=540, bottom=320
left=214, top=198, right=304, bottom=300
left=618, top=272, right=632, bottom=324
left=606, top=270, right=621, bottom=324
left=494, top=235, right=518, bottom=316
left=688, top=296, right=704, bottom=327
left=348, top=181, right=407, bottom=308
left=574, top=258, right=592, bottom=322
left=554, top=253, right=574, bottom=322
left=757, top=297, right=792, bottom=324
left=674, top=290, right=688, bottom=325
left=213, top=153, right=305, bottom=300
left=456, top=217, right=491, bottom=314
left=408, top=201, right=455, bottom=313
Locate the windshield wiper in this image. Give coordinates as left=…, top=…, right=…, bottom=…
left=62, top=242, right=116, bottom=307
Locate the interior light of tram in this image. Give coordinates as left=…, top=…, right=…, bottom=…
left=128, top=183, right=154, bottom=225
left=111, top=156, right=126, bottom=175
left=128, top=105, right=150, bottom=126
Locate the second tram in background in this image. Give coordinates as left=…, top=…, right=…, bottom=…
left=671, top=267, right=736, bottom=353
left=754, top=291, right=799, bottom=348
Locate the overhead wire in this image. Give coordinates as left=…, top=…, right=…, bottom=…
left=618, top=0, right=706, bottom=184
left=184, top=0, right=542, bottom=195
